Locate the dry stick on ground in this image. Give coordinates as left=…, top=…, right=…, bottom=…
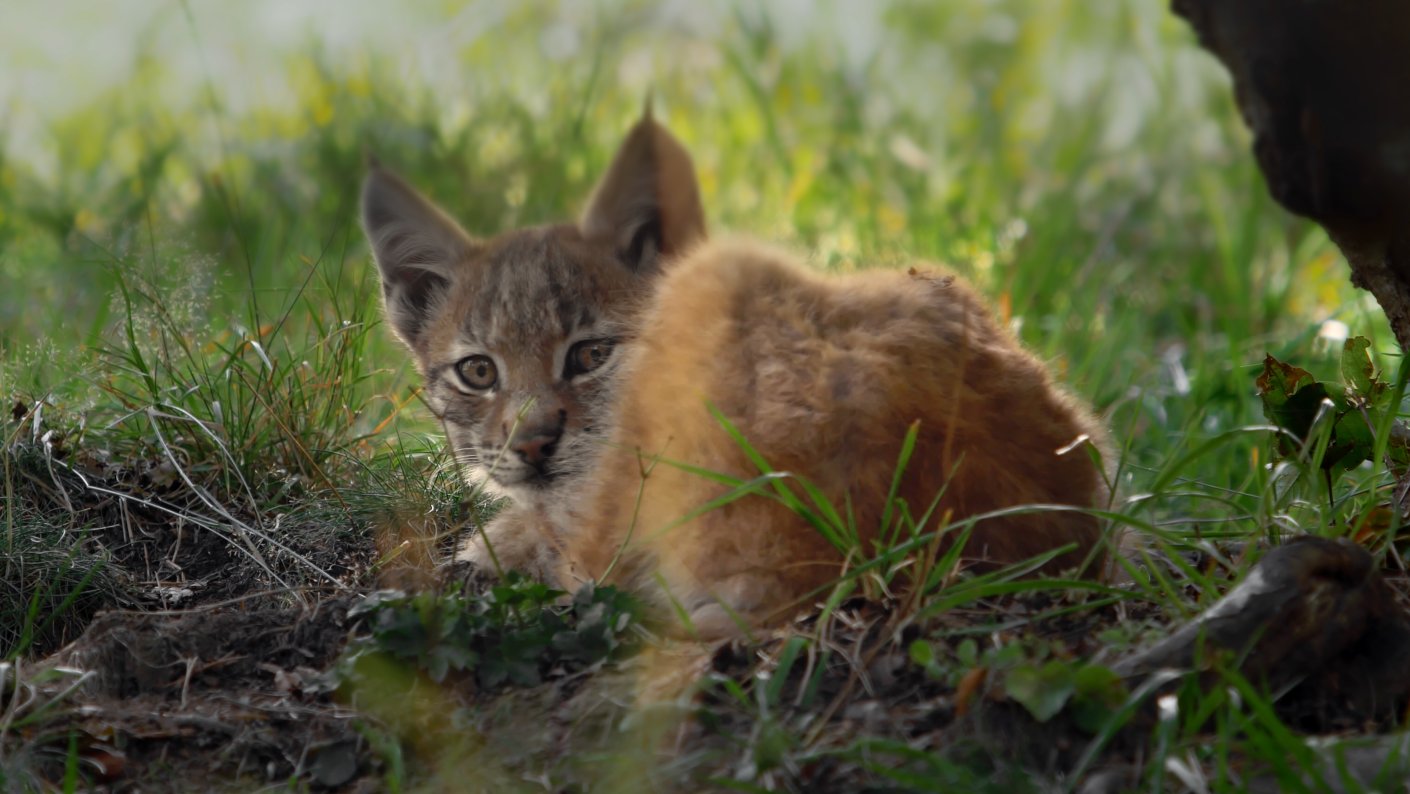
left=962, top=538, right=1410, bottom=783
left=1112, top=536, right=1410, bottom=719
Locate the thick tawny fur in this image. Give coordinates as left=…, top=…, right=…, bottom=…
left=561, top=240, right=1110, bottom=637
left=361, top=111, right=1111, bottom=639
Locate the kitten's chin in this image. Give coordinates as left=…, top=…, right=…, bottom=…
left=487, top=467, right=565, bottom=501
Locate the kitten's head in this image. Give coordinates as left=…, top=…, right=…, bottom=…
left=360, top=111, right=705, bottom=505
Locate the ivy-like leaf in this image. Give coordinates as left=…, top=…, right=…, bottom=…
left=1257, top=352, right=1372, bottom=473
left=1006, top=661, right=1076, bottom=723
left=1257, top=353, right=1332, bottom=453
left=1069, top=664, right=1128, bottom=734
left=1341, top=336, right=1383, bottom=404
left=1328, top=411, right=1374, bottom=474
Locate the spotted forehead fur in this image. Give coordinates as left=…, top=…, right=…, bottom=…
left=421, top=224, right=647, bottom=367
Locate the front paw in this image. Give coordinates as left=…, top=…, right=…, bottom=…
left=454, top=528, right=499, bottom=568
left=455, top=510, right=555, bottom=579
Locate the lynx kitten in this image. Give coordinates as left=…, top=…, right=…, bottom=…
left=362, top=111, right=1110, bottom=637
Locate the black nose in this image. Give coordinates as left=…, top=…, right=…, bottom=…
left=511, top=428, right=562, bottom=469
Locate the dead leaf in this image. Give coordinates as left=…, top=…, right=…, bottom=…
left=954, top=666, right=987, bottom=718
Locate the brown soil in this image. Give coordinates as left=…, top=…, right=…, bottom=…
left=12, top=489, right=1410, bottom=792
left=18, top=600, right=355, bottom=792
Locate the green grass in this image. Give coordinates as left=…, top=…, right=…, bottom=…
left=2, top=0, right=1406, bottom=790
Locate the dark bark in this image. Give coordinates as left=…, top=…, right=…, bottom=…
left=1113, top=537, right=1410, bottom=728
left=1173, top=0, right=1410, bottom=347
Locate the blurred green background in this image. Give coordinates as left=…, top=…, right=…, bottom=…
left=0, top=0, right=1389, bottom=504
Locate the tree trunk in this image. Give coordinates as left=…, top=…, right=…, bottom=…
left=1172, top=0, right=1410, bottom=347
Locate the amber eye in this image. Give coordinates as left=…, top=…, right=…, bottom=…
left=455, top=355, right=498, bottom=390
left=566, top=338, right=616, bottom=378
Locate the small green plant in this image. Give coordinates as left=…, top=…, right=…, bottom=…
left=909, top=634, right=1127, bottom=732
left=332, top=574, right=640, bottom=692
left=1004, top=659, right=1127, bottom=731
left=1258, top=336, right=1409, bottom=484
left=908, top=636, right=981, bottom=685
left=1257, top=335, right=1410, bottom=548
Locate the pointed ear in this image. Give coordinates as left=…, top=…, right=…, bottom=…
left=580, top=111, right=706, bottom=273
left=360, top=164, right=476, bottom=347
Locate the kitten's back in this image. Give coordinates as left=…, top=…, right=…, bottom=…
left=565, top=240, right=1109, bottom=634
